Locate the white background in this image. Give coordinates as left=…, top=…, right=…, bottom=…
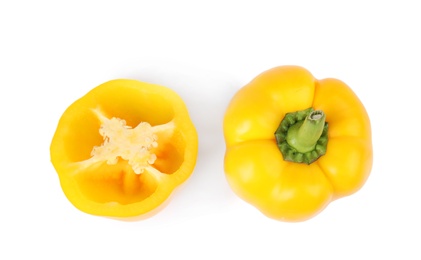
left=1, top=1, right=420, bottom=259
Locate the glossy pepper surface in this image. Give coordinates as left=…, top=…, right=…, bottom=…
left=50, top=79, right=198, bottom=218
left=223, top=66, right=372, bottom=222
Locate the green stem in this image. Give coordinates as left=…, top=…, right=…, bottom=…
left=286, top=110, right=326, bottom=153
left=274, top=108, right=328, bottom=164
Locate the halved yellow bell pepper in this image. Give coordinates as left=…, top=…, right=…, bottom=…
left=50, top=79, right=198, bottom=218
left=224, top=66, right=372, bottom=222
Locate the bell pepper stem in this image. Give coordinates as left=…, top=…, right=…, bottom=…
left=275, top=107, right=328, bottom=164
left=286, top=110, right=326, bottom=153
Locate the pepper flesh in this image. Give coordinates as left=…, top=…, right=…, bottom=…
left=223, top=66, right=372, bottom=222
left=50, top=79, right=198, bottom=218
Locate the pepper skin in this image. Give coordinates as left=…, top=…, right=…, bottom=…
left=223, top=66, right=372, bottom=222
left=50, top=79, right=198, bottom=218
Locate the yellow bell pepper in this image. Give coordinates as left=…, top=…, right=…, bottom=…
left=223, top=66, right=373, bottom=222
left=50, top=79, right=198, bottom=218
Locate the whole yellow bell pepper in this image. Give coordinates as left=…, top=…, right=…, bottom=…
left=223, top=66, right=372, bottom=222
left=50, top=79, right=198, bottom=218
